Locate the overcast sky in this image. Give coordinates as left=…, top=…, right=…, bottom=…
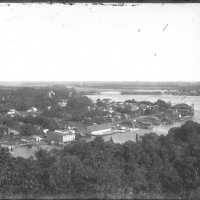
left=0, top=3, right=199, bottom=82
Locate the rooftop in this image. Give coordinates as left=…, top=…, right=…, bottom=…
left=54, top=130, right=75, bottom=136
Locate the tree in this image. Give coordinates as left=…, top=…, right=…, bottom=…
left=155, top=99, right=171, bottom=111
left=49, top=155, right=88, bottom=195
left=34, top=150, right=56, bottom=194
left=20, top=124, right=36, bottom=136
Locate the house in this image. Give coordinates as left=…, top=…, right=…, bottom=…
left=66, top=126, right=76, bottom=133
left=26, top=107, right=41, bottom=117
left=32, top=135, right=43, bottom=142
left=108, top=107, right=114, bottom=113
left=7, top=127, right=20, bottom=136
left=27, top=107, right=38, bottom=113
left=43, top=129, right=49, bottom=134
left=58, top=99, right=68, bottom=107
left=48, top=90, right=56, bottom=98
left=138, top=103, right=154, bottom=112
left=7, top=109, right=19, bottom=117
left=1, top=144, right=14, bottom=152
left=47, top=129, right=75, bottom=144
left=116, top=124, right=129, bottom=132
left=87, top=123, right=114, bottom=136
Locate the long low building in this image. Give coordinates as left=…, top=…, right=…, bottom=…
left=87, top=123, right=115, bottom=136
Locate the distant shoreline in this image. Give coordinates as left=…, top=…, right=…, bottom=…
left=0, top=82, right=200, bottom=96
left=1, top=81, right=200, bottom=87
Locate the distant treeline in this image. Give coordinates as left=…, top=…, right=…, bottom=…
left=1, top=120, right=200, bottom=199
left=75, top=81, right=200, bottom=90
left=121, top=91, right=162, bottom=95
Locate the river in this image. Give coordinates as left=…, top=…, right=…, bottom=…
left=87, top=94, right=200, bottom=143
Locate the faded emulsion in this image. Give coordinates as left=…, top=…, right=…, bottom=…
left=0, top=3, right=199, bottom=199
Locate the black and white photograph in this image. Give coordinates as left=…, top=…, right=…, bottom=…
left=0, top=2, right=199, bottom=199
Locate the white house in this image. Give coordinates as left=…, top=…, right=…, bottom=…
left=1, top=144, right=14, bottom=152
left=27, top=107, right=38, bottom=113
left=7, top=127, right=20, bottom=136
left=47, top=129, right=76, bottom=144
left=7, top=109, right=19, bottom=117
left=58, top=99, right=68, bottom=107
left=32, top=135, right=43, bottom=142
left=43, top=129, right=49, bottom=134
left=48, top=90, right=56, bottom=98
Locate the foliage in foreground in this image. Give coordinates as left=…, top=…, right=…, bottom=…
left=1, top=120, right=200, bottom=199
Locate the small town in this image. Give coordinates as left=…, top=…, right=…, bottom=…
left=0, top=86, right=194, bottom=158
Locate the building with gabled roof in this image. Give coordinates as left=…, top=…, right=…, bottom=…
left=47, top=129, right=75, bottom=144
